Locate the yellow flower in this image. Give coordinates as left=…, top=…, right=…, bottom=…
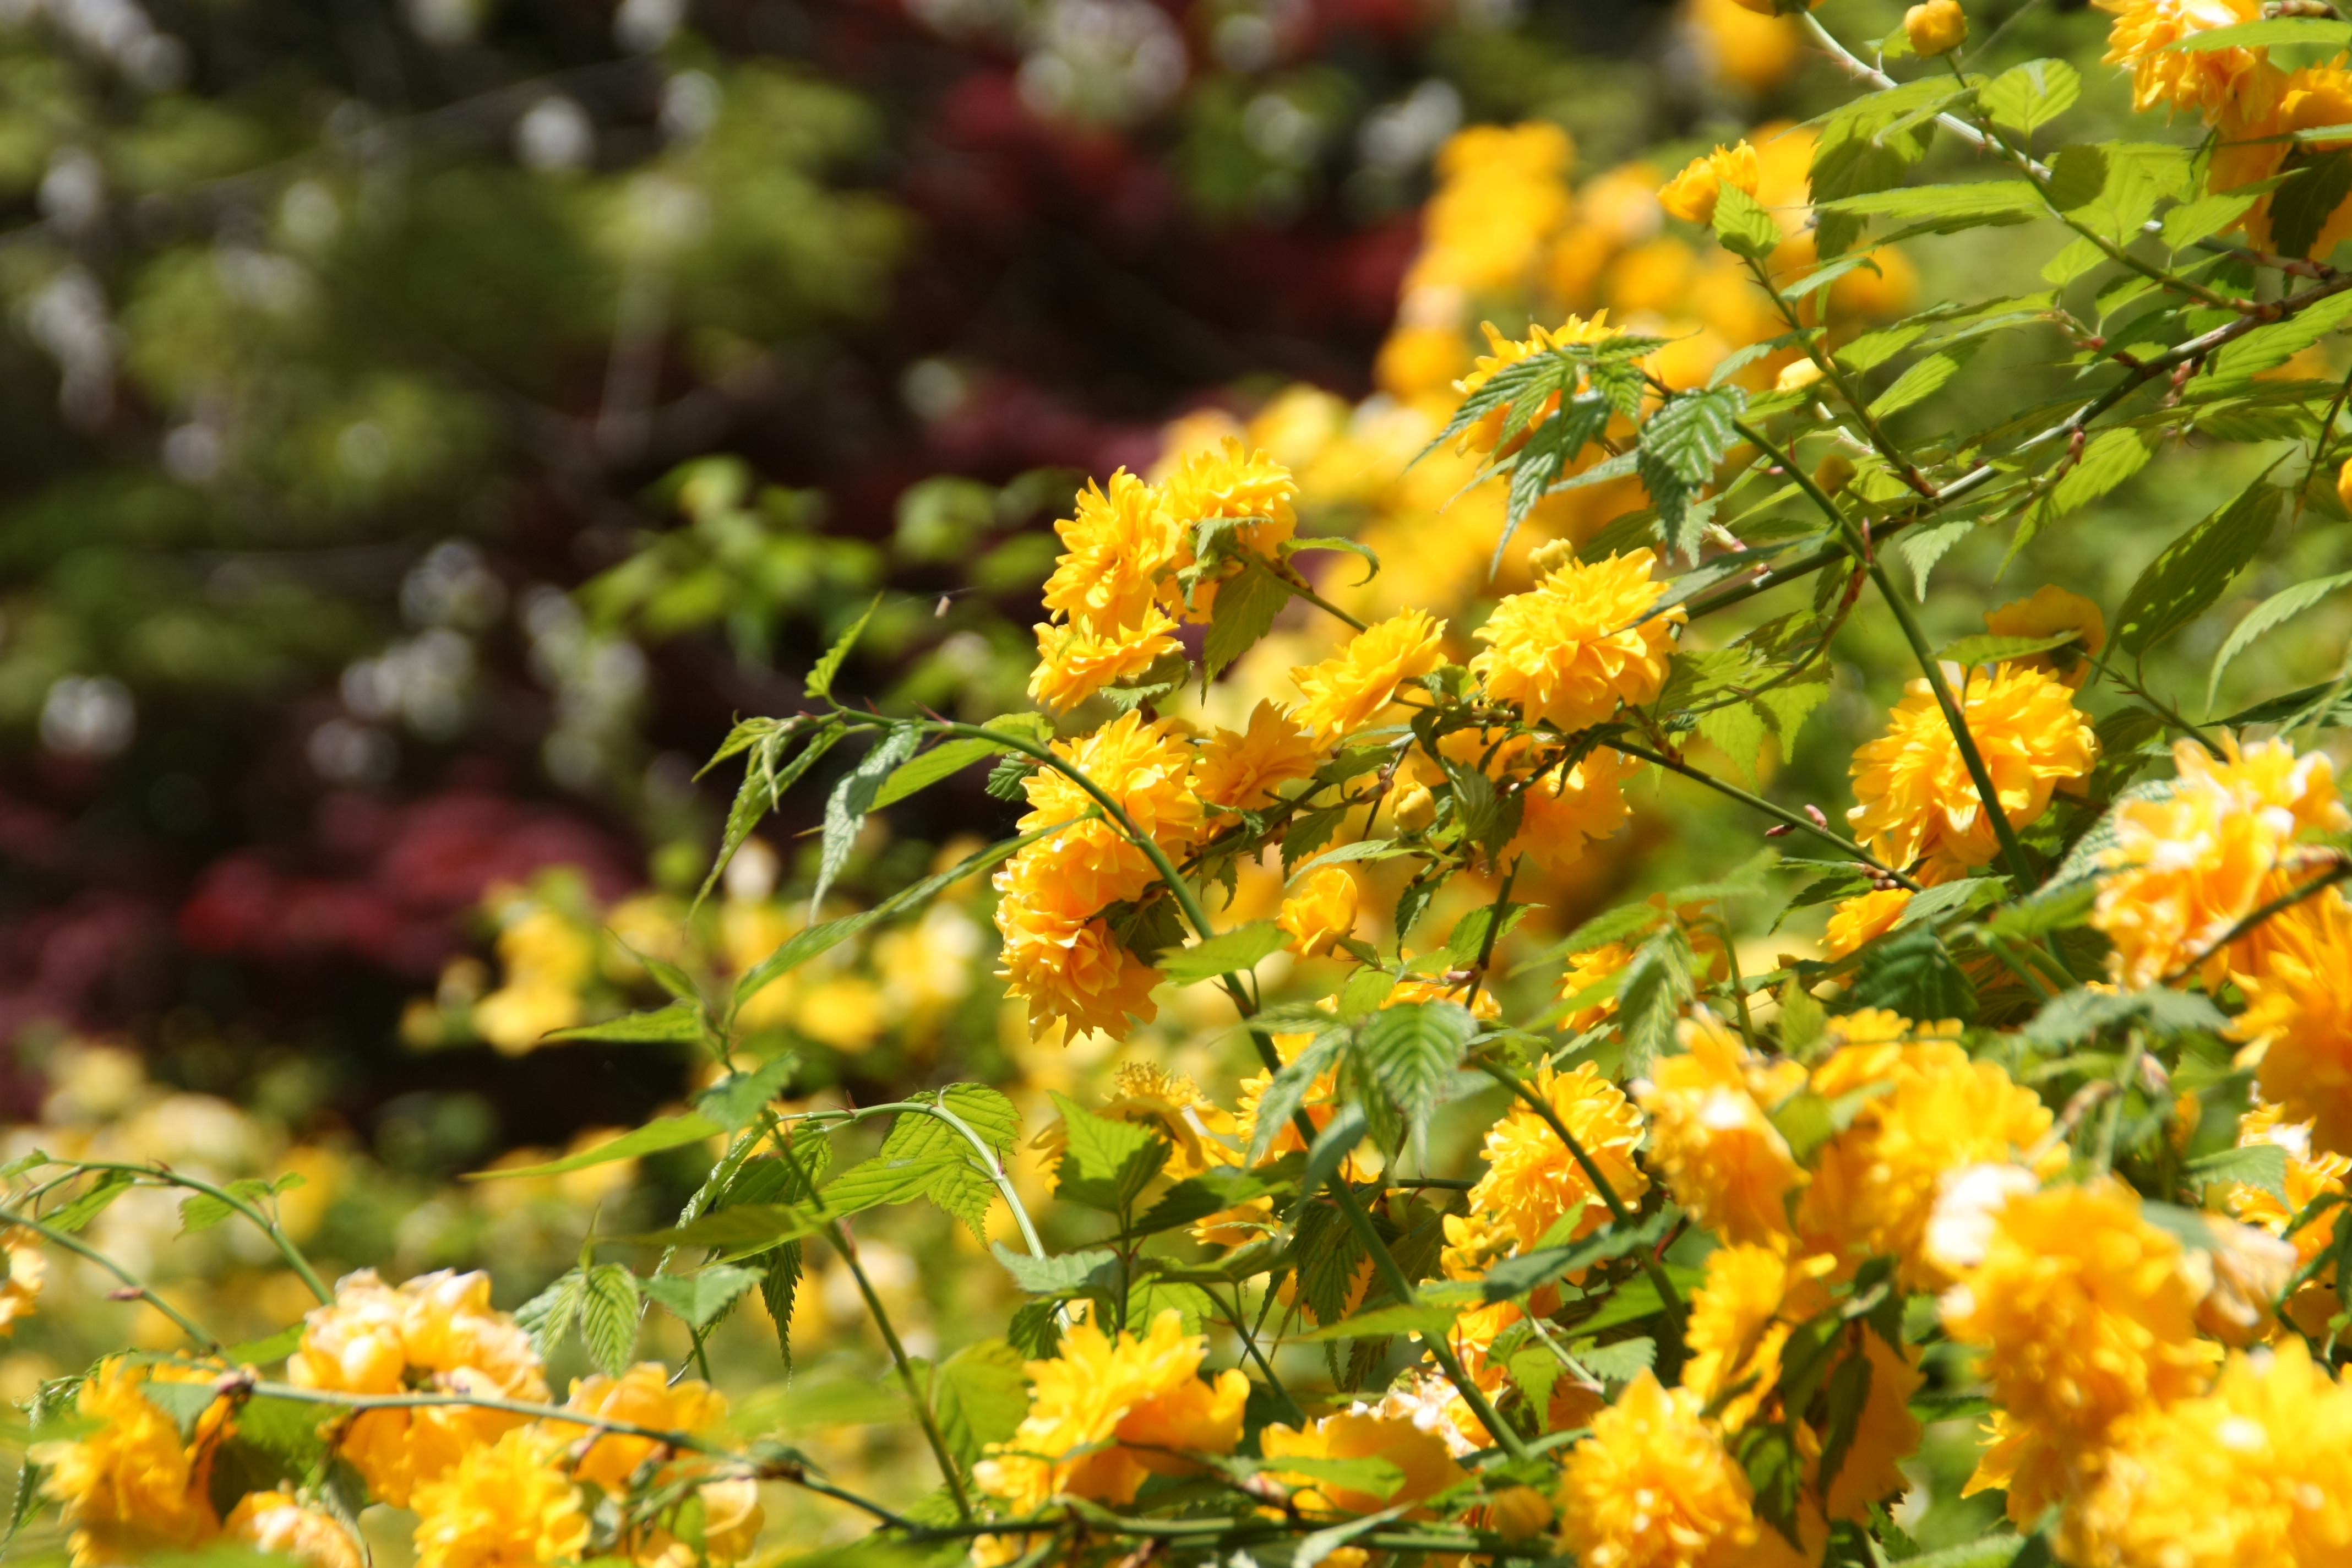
left=1036, top=1062, right=1238, bottom=1180
left=1681, top=1245, right=1833, bottom=1433
left=1982, top=585, right=2104, bottom=689
left=33, top=1359, right=225, bottom=1567
left=473, top=897, right=596, bottom=1055
left=1821, top=888, right=1910, bottom=959
left=973, top=1309, right=1247, bottom=1533
left=992, top=841, right=1164, bottom=1042
left=1657, top=141, right=1761, bottom=226
left=1158, top=436, right=1299, bottom=550
left=2338, top=454, right=2352, bottom=516
left=1019, top=711, right=1206, bottom=910
left=1637, top=1010, right=1807, bottom=1248
left=1451, top=314, right=1621, bottom=457
left=0, top=1226, right=45, bottom=1333
left=2093, top=0, right=2268, bottom=121
left=2211, top=67, right=2352, bottom=258
left=2069, top=1336, right=2352, bottom=1568
left=1471, top=550, right=1683, bottom=732
left=1797, top=1023, right=2058, bottom=1288
left=1940, top=1179, right=2220, bottom=1524
left=1196, top=700, right=1321, bottom=810
left=2226, top=1103, right=2348, bottom=1329
left=1903, top=0, right=1967, bottom=56
left=2095, top=734, right=2348, bottom=988
left=1280, top=867, right=1361, bottom=957
left=2233, top=886, right=2352, bottom=1158
left=1463, top=1062, right=1650, bottom=1259
left=1291, top=610, right=1447, bottom=741
left=1846, top=662, right=2097, bottom=873
left=1260, top=1412, right=1466, bottom=1518
left=222, top=1487, right=366, bottom=1568
left=1560, top=940, right=1635, bottom=1032
left=1028, top=607, right=1182, bottom=713
left=1488, top=1485, right=1557, bottom=1542
left=548, top=1363, right=728, bottom=1494
left=1041, top=469, right=1183, bottom=633
left=1557, top=1372, right=1778, bottom=1568
left=410, top=1426, right=591, bottom=1568
left=289, top=1268, right=550, bottom=1508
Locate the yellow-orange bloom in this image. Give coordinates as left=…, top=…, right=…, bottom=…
left=2226, top=1102, right=2347, bottom=1330
left=288, top=1268, right=549, bottom=1508
left=1846, top=662, right=2097, bottom=873
left=1822, top=888, right=1910, bottom=958
left=1471, top=549, right=1682, bottom=731
left=1280, top=866, right=1360, bottom=957
left=1940, top=1179, right=2220, bottom=1523
left=0, top=1226, right=44, bottom=1333
left=549, top=1362, right=728, bottom=1493
left=410, top=1426, right=592, bottom=1568
left=1982, top=584, right=2104, bottom=688
left=1028, top=608, right=1181, bottom=712
left=974, top=1309, right=1247, bottom=1541
left=1019, top=711, right=1206, bottom=910
left=1041, top=469, right=1183, bottom=633
left=1451, top=314, right=1622, bottom=456
left=1291, top=610, right=1447, bottom=741
left=1195, top=700, right=1320, bottom=811
left=33, top=1360, right=225, bottom=1567
left=2070, top=1336, right=2352, bottom=1568
left=993, top=841, right=1163, bottom=1041
left=1557, top=1372, right=1784, bottom=1568
left=2232, top=886, right=2352, bottom=1158
left=1259, top=1412, right=1465, bottom=1517
left=1636, top=1010, right=1806, bottom=1247
left=1681, top=1244, right=1833, bottom=1432
left=1658, top=141, right=1761, bottom=226
left=2093, top=0, right=2267, bottom=121
left=222, top=1488, right=366, bottom=1568
left=1904, top=0, right=1966, bottom=56
left=1463, top=1061, right=1649, bottom=1259
left=2210, top=67, right=2352, bottom=257
left=1797, top=1020, right=2058, bottom=1288
left=1560, top=939, right=1635, bottom=1032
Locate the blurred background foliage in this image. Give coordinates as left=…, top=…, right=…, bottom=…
left=10, top=0, right=2352, bottom=1553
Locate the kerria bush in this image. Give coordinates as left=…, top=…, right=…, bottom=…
left=14, top=3, right=2352, bottom=1566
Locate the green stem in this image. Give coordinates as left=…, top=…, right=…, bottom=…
left=1268, top=556, right=1370, bottom=633
left=0, top=1205, right=217, bottom=1348
left=56, top=1161, right=333, bottom=1305
left=1602, top=736, right=1917, bottom=889
left=2163, top=861, right=2352, bottom=984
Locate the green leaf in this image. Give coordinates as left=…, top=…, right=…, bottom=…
left=627, top=1202, right=820, bottom=1256
left=1578, top=1337, right=1657, bottom=1384
left=1934, top=630, right=2080, bottom=669
left=178, top=1175, right=301, bottom=1238
left=1893, top=876, right=2006, bottom=929
left=698, top=721, right=841, bottom=907
left=1752, top=673, right=1831, bottom=752
left=930, top=1341, right=1031, bottom=1467
left=2207, top=285, right=2352, bottom=380
left=2164, top=189, right=2264, bottom=251
left=1358, top=1001, right=1476, bottom=1144
left=1205, top=559, right=1292, bottom=680
left=2163, top=18, right=2352, bottom=51
left=1985, top=59, right=2079, bottom=138
left=543, top=999, right=707, bottom=1047
left=991, top=1242, right=1120, bottom=1295
left=515, top=1267, right=586, bottom=1360
left=820, top=1092, right=1015, bottom=1242
left=224, top=1325, right=304, bottom=1366
left=1246, top=1030, right=1347, bottom=1163
left=694, top=1053, right=801, bottom=1132
left=1711, top=183, right=1783, bottom=260
left=641, top=1265, right=763, bottom=1330
left=2208, top=570, right=2352, bottom=711
left=1284, top=536, right=1381, bottom=584
left=812, top=723, right=921, bottom=919
left=2023, top=985, right=2227, bottom=1047
left=735, top=830, right=1035, bottom=1014
left=2188, top=1142, right=2289, bottom=1203
left=872, top=737, right=1011, bottom=811
left=1553, top=901, right=1669, bottom=958
left=1846, top=924, right=1975, bottom=1025
left=1867, top=350, right=1963, bottom=420
left=1636, top=386, right=1745, bottom=564
left=580, top=1263, right=640, bottom=1377
left=48, top=1170, right=133, bottom=1234
left=1258, top=1453, right=1409, bottom=1501
left=1049, top=1093, right=1169, bottom=1212
left=1295, top=1300, right=1463, bottom=1343
left=1815, top=1350, right=1875, bottom=1506
left=1616, top=927, right=1694, bottom=1074
left=1500, top=392, right=1616, bottom=570
left=805, top=592, right=882, bottom=701
left=1694, top=701, right=1768, bottom=787
left=467, top=1113, right=723, bottom=1180
left=142, top=1381, right=225, bottom=1444
left=2115, top=471, right=2283, bottom=658
left=1157, top=921, right=1288, bottom=986
left=1816, top=180, right=2043, bottom=231
left=2262, top=149, right=2352, bottom=261
left=1287, top=837, right=1410, bottom=883
left=823, top=1152, right=963, bottom=1218
left=1484, top=1207, right=1674, bottom=1300
left=1898, top=519, right=1973, bottom=600
left=1571, top=1265, right=1704, bottom=1336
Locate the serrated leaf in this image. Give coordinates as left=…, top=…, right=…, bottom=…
left=641, top=1265, right=763, bottom=1330
left=1935, top=630, right=2081, bottom=669
left=1636, top=386, right=1745, bottom=564
left=1753, top=673, right=1830, bottom=749
left=2188, top=1142, right=2290, bottom=1202
left=1049, top=1092, right=1170, bottom=1213
left=2164, top=189, right=2264, bottom=251
left=992, top=1242, right=1119, bottom=1295
left=1893, top=876, right=2006, bottom=928
left=2115, top=470, right=2283, bottom=658
left=515, top=1267, right=586, bottom=1360
left=1284, top=535, right=1381, bottom=584
left=1816, top=180, right=2043, bottom=229
left=178, top=1177, right=293, bottom=1238
left=1897, top=518, right=1973, bottom=600
left=1295, top=1300, right=1463, bottom=1343
left=2207, top=285, right=2352, bottom=379
left=872, top=721, right=1046, bottom=810
left=805, top=592, right=882, bottom=701
left=1578, top=1336, right=1657, bottom=1384
left=1846, top=924, right=1975, bottom=1025
left=47, top=1170, right=133, bottom=1234
left=1868, top=350, right=1965, bottom=420
left=694, top=1053, right=801, bottom=1132
left=1287, top=836, right=1409, bottom=882
left=1205, top=560, right=1292, bottom=680
left=2023, top=985, right=2227, bottom=1047
left=1358, top=1001, right=1475, bottom=1147
left=1816, top=1350, right=1875, bottom=1505
left=1694, top=701, right=1768, bottom=787
left=812, top=723, right=921, bottom=921
left=931, top=1341, right=1031, bottom=1467
left=1711, top=183, right=1782, bottom=259
left=1981, top=58, right=2079, bottom=135
left=625, top=1202, right=821, bottom=1254
left=698, top=721, right=841, bottom=907
left=2208, top=570, right=2352, bottom=712
left=467, top=1113, right=723, bottom=1181
left=1485, top=1207, right=1674, bottom=1300
left=141, top=1381, right=225, bottom=1444
left=580, top=1264, right=640, bottom=1376
left=544, top=998, right=707, bottom=1046
left=1616, top=927, right=1694, bottom=1075
left=1158, top=921, right=1287, bottom=985
left=1247, top=1030, right=1347, bottom=1163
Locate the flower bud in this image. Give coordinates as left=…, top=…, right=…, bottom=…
left=1812, top=452, right=1858, bottom=495
left=1487, top=1484, right=1556, bottom=1542
left=1904, top=0, right=1967, bottom=57
left=1775, top=358, right=1824, bottom=394
left=1391, top=782, right=1437, bottom=831
left=1526, top=537, right=1577, bottom=578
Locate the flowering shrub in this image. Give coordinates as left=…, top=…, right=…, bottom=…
left=18, top=6, right=2352, bottom=1568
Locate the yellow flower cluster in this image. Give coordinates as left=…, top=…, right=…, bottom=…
left=34, top=1360, right=233, bottom=1567
left=1470, top=548, right=1684, bottom=732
